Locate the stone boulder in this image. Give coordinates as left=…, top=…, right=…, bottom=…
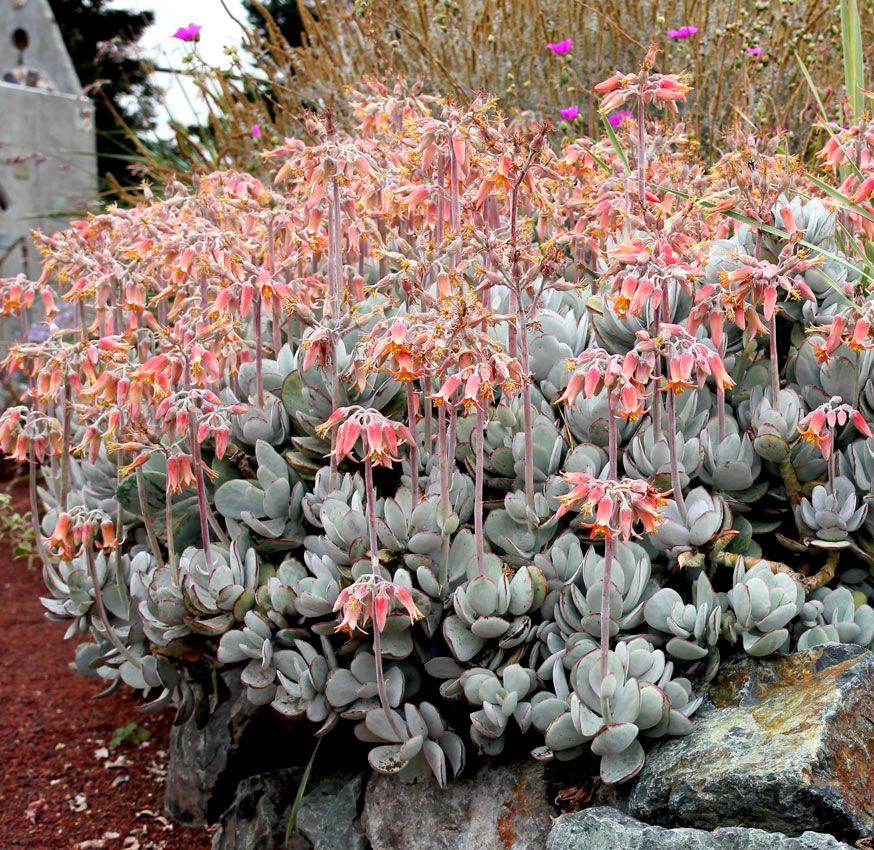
left=362, top=759, right=556, bottom=850
left=621, top=644, right=874, bottom=839
left=165, top=674, right=261, bottom=826
left=210, top=768, right=367, bottom=850
left=211, top=768, right=305, bottom=850
left=547, top=807, right=853, bottom=850
left=296, top=772, right=368, bottom=850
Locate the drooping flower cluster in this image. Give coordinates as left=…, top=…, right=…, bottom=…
left=554, top=472, right=668, bottom=538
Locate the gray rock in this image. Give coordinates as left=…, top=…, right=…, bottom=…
left=296, top=772, right=368, bottom=850
left=362, top=759, right=555, bottom=850
left=547, top=807, right=853, bottom=850
left=165, top=673, right=260, bottom=826
left=210, top=768, right=307, bottom=850
left=624, top=643, right=874, bottom=838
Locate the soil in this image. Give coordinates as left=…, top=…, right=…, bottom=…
left=0, top=477, right=214, bottom=850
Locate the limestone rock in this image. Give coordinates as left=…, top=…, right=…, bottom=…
left=625, top=644, right=874, bottom=838
left=363, top=759, right=556, bottom=850
left=547, top=807, right=853, bottom=850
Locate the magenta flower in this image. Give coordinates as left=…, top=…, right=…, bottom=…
left=608, top=110, right=633, bottom=127
left=172, top=23, right=201, bottom=42
left=250, top=124, right=262, bottom=139
left=559, top=105, right=580, bottom=121
left=547, top=38, right=574, bottom=55
left=667, top=25, right=698, bottom=39
left=746, top=45, right=763, bottom=57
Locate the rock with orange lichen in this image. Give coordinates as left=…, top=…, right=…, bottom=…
left=362, top=759, right=556, bottom=850
left=618, top=643, right=874, bottom=840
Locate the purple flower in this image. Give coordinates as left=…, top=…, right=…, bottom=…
left=172, top=23, right=202, bottom=42
left=746, top=45, right=763, bottom=57
left=608, top=110, right=633, bottom=127
left=559, top=105, right=580, bottom=121
left=250, top=124, right=262, bottom=138
left=547, top=38, right=574, bottom=55
left=667, top=25, right=699, bottom=39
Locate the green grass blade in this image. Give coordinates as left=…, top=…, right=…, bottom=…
left=840, top=0, right=865, bottom=119
left=284, top=738, right=321, bottom=847
left=600, top=114, right=630, bottom=176
left=804, top=173, right=874, bottom=225
left=722, top=209, right=866, bottom=293
left=795, top=51, right=864, bottom=181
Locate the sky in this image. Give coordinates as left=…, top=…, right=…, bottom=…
left=108, top=0, right=247, bottom=135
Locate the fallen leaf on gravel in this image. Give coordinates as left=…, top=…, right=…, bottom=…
left=121, top=839, right=141, bottom=850
left=68, top=792, right=88, bottom=812
left=94, top=747, right=110, bottom=760
left=112, top=773, right=130, bottom=787
left=76, top=840, right=106, bottom=849
left=24, top=798, right=45, bottom=822
left=105, top=755, right=130, bottom=769
left=136, top=810, right=173, bottom=831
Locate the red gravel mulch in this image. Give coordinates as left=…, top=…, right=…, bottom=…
left=0, top=479, right=214, bottom=850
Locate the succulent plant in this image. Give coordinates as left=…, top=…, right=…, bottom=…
left=21, top=82, right=874, bottom=795
left=649, top=488, right=728, bottom=560
left=527, top=307, right=591, bottom=401
left=42, top=549, right=130, bottom=639
left=554, top=542, right=652, bottom=644
left=443, top=554, right=547, bottom=664
left=356, top=702, right=465, bottom=787
left=699, top=419, right=762, bottom=498
left=624, top=422, right=702, bottom=491
left=214, top=440, right=306, bottom=545
left=270, top=635, right=370, bottom=734
left=725, top=560, right=804, bottom=656
left=456, top=664, right=538, bottom=755
left=178, top=539, right=260, bottom=631
left=563, top=392, right=638, bottom=449
left=644, top=573, right=721, bottom=663
left=217, top=609, right=297, bottom=705
left=323, top=650, right=413, bottom=719
left=222, top=348, right=291, bottom=446
left=280, top=334, right=403, bottom=477
left=539, top=638, right=701, bottom=782
left=796, top=586, right=874, bottom=650
left=458, top=398, right=565, bottom=491
left=799, top=478, right=868, bottom=544
left=749, top=387, right=803, bottom=463
left=483, top=490, right=557, bottom=563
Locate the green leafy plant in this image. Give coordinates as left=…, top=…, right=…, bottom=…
left=109, top=722, right=151, bottom=749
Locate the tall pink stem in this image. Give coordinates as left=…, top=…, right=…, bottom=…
left=364, top=458, right=380, bottom=571
left=665, top=390, right=688, bottom=523
left=518, top=313, right=536, bottom=515
left=768, top=313, right=780, bottom=401
left=608, top=390, right=618, bottom=478
left=189, top=416, right=213, bottom=568
left=253, top=289, right=264, bottom=407
left=405, top=384, right=419, bottom=504
left=474, top=405, right=486, bottom=577
left=437, top=404, right=451, bottom=590
left=599, top=534, right=616, bottom=681
left=636, top=95, right=646, bottom=204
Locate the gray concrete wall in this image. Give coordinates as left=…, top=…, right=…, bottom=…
left=0, top=81, right=96, bottom=279
left=0, top=0, right=81, bottom=94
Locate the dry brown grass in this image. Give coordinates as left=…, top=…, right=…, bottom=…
left=120, top=0, right=870, bottom=192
